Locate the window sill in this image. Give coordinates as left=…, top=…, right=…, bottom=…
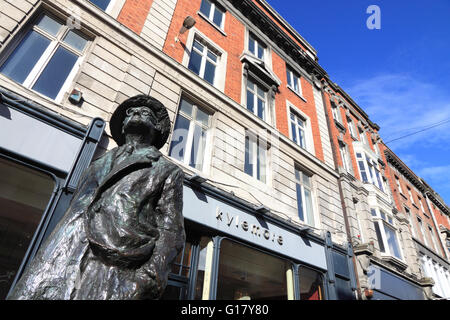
left=381, top=255, right=407, bottom=270
left=197, top=11, right=227, bottom=37
left=287, top=86, right=307, bottom=102
left=334, top=119, right=346, bottom=132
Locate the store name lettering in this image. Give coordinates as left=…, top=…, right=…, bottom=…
left=216, top=208, right=283, bottom=246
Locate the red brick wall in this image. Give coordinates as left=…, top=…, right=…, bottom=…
left=163, top=0, right=245, bottom=104
left=272, top=51, right=324, bottom=161
left=117, top=0, right=154, bottom=34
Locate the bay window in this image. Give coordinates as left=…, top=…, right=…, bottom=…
left=169, top=98, right=211, bottom=171
left=0, top=14, right=88, bottom=101
left=356, top=152, right=384, bottom=191
left=371, top=208, right=403, bottom=260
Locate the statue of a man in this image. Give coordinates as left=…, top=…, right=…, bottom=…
left=9, top=95, right=185, bottom=300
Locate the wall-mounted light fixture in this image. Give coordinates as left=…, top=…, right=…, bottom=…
left=175, top=16, right=196, bottom=42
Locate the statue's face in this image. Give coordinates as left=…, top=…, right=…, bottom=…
left=122, top=106, right=157, bottom=136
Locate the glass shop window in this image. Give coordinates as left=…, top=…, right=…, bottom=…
left=0, top=158, right=55, bottom=299
left=299, top=266, right=324, bottom=300
left=216, top=239, right=292, bottom=300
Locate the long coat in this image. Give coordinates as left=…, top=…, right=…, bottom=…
left=9, top=144, right=185, bottom=300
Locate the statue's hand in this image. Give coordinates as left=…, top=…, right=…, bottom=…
left=135, top=261, right=166, bottom=299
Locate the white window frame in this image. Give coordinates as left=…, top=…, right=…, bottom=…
left=188, top=38, right=219, bottom=86
left=428, top=224, right=439, bottom=253
left=417, top=216, right=429, bottom=247
left=246, top=77, right=268, bottom=121
left=182, top=29, right=227, bottom=91
left=287, top=103, right=315, bottom=155
left=418, top=196, right=426, bottom=213
left=347, top=117, right=357, bottom=139
left=371, top=208, right=404, bottom=260
left=294, top=166, right=316, bottom=227
left=244, top=131, right=268, bottom=184
left=168, top=98, right=213, bottom=173
left=0, top=13, right=88, bottom=103
left=359, top=128, right=368, bottom=146
left=404, top=206, right=416, bottom=237
left=355, top=152, right=384, bottom=191
left=286, top=66, right=304, bottom=98
left=331, top=102, right=343, bottom=124
left=395, top=175, right=404, bottom=195
left=339, top=142, right=352, bottom=174
left=248, top=32, right=266, bottom=61
left=407, top=187, right=415, bottom=205
left=198, top=0, right=226, bottom=30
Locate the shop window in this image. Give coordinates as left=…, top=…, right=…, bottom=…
left=169, top=98, right=211, bottom=172
left=216, top=239, right=292, bottom=300
left=188, top=38, right=219, bottom=86
left=0, top=158, right=55, bottom=299
left=246, top=78, right=267, bottom=121
left=294, top=167, right=315, bottom=226
left=0, top=13, right=89, bottom=101
left=199, top=0, right=225, bottom=30
left=244, top=132, right=268, bottom=183
left=298, top=266, right=324, bottom=300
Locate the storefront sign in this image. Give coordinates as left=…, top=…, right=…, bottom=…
left=216, top=208, right=283, bottom=245
left=182, top=185, right=327, bottom=270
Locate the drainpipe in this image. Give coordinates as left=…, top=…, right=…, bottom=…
left=319, top=78, right=362, bottom=300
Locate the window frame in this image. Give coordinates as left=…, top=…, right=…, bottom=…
left=371, top=208, right=404, bottom=260
left=416, top=216, right=429, bottom=247
left=244, top=131, right=268, bottom=184
left=286, top=65, right=304, bottom=98
left=294, top=166, right=316, bottom=227
left=247, top=32, right=266, bottom=61
left=287, top=104, right=315, bottom=154
left=168, top=97, right=213, bottom=173
left=188, top=38, right=219, bottom=86
left=0, top=12, right=89, bottom=103
left=347, top=117, right=358, bottom=140
left=198, top=0, right=226, bottom=31
left=339, top=141, right=352, bottom=175
left=245, top=76, right=269, bottom=122
left=330, top=101, right=343, bottom=124
left=355, top=152, right=384, bottom=191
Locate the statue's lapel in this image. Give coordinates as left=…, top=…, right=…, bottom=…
left=91, top=146, right=161, bottom=204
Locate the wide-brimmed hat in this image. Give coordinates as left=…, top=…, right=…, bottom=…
left=109, top=95, right=170, bottom=149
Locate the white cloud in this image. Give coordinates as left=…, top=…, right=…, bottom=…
left=344, top=73, right=450, bottom=150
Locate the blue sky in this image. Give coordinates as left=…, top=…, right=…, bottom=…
left=266, top=0, right=450, bottom=204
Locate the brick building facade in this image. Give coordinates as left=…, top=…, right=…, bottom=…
left=0, top=0, right=448, bottom=300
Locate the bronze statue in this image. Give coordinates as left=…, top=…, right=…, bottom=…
left=9, top=95, right=185, bottom=300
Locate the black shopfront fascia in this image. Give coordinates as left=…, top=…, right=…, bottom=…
left=168, top=178, right=358, bottom=300
left=0, top=87, right=105, bottom=298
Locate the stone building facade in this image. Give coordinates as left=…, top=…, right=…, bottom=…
left=0, top=0, right=448, bottom=300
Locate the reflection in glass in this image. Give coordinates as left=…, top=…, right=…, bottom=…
left=0, top=31, right=50, bottom=84
left=0, top=158, right=55, bottom=299
left=36, top=15, right=62, bottom=36
left=217, top=240, right=291, bottom=300
left=299, top=266, right=324, bottom=300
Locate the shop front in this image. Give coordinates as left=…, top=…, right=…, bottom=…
left=162, top=179, right=357, bottom=300
left=0, top=87, right=105, bottom=299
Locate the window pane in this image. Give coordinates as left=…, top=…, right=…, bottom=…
left=385, top=224, right=402, bottom=259
left=302, top=173, right=311, bottom=188
left=0, top=158, right=55, bottom=299
left=293, top=76, right=299, bottom=92
left=88, top=0, right=111, bottom=11
left=244, top=135, right=253, bottom=177
left=286, top=69, right=291, bottom=87
left=296, top=184, right=304, bottom=221
left=207, top=50, right=217, bottom=62
left=63, top=30, right=88, bottom=52
left=203, top=60, right=216, bottom=85
left=212, top=7, right=224, bottom=27
left=199, top=0, right=212, bottom=17
left=291, top=122, right=297, bottom=144
left=32, top=46, right=78, bottom=99
left=246, top=89, right=254, bottom=113
left=188, top=50, right=202, bottom=76
left=257, top=140, right=266, bottom=183
left=299, top=127, right=306, bottom=149
left=179, top=99, right=193, bottom=117
left=194, top=237, right=211, bottom=300
left=190, top=124, right=207, bottom=171
left=36, top=15, right=62, bottom=36
left=257, top=98, right=265, bottom=120
left=257, top=44, right=264, bottom=59
left=217, top=240, right=290, bottom=300
left=248, top=36, right=255, bottom=55
left=374, top=222, right=386, bottom=253
left=0, top=31, right=50, bottom=84
left=195, top=107, right=209, bottom=127
left=304, top=188, right=314, bottom=225
left=169, top=114, right=191, bottom=162
left=299, top=266, right=324, bottom=300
